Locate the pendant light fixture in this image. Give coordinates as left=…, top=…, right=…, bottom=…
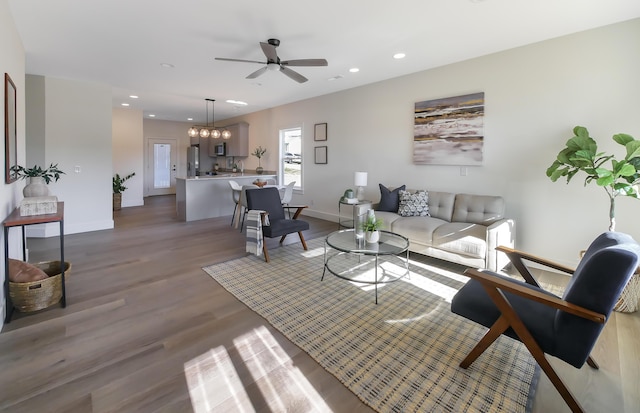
left=188, top=98, right=227, bottom=139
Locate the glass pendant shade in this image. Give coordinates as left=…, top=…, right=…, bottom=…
left=199, top=128, right=210, bottom=138
left=188, top=127, right=199, bottom=138
left=211, top=129, right=221, bottom=139
left=222, top=130, right=231, bottom=140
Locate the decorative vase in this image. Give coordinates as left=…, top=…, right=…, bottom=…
left=23, top=177, right=50, bottom=197
left=113, top=193, right=122, bottom=211
left=232, top=167, right=237, bottom=173
left=256, top=166, right=264, bottom=174
left=366, top=230, right=380, bottom=244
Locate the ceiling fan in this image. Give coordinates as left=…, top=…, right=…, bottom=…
left=215, top=38, right=328, bottom=83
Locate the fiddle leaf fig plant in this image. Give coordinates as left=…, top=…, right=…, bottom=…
left=546, top=126, right=640, bottom=231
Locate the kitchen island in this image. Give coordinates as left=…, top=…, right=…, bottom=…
left=176, top=172, right=277, bottom=222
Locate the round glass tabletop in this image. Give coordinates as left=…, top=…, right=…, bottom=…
left=325, top=229, right=409, bottom=256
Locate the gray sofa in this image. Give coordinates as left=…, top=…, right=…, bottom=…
left=373, top=189, right=515, bottom=271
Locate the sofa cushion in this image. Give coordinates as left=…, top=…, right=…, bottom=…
left=425, top=191, right=455, bottom=222
left=432, top=222, right=488, bottom=258
left=452, top=194, right=505, bottom=225
left=398, top=190, right=429, bottom=217
left=374, top=211, right=402, bottom=230
left=376, top=184, right=405, bottom=212
left=391, top=216, right=448, bottom=245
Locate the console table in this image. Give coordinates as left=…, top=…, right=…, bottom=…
left=2, top=202, right=65, bottom=322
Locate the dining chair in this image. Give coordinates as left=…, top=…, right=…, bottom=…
left=239, top=184, right=259, bottom=231
left=450, top=231, right=640, bottom=413
left=265, top=178, right=277, bottom=185
left=280, top=181, right=296, bottom=218
left=228, top=180, right=242, bottom=227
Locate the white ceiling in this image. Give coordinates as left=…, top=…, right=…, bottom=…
left=8, top=0, right=640, bottom=124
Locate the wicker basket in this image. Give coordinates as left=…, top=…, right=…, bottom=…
left=9, top=261, right=71, bottom=312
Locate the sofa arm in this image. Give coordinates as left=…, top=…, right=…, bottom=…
left=485, top=218, right=516, bottom=271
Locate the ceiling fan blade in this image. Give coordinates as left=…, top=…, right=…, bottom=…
left=280, top=66, right=308, bottom=83
left=246, top=66, right=269, bottom=79
left=281, top=59, right=328, bottom=67
left=215, top=57, right=266, bottom=64
left=259, top=42, right=278, bottom=62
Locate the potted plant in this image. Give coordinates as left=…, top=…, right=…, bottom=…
left=11, top=163, right=65, bottom=197
left=361, top=215, right=384, bottom=243
left=251, top=146, right=267, bottom=174
left=113, top=172, right=135, bottom=211
left=546, top=126, right=640, bottom=231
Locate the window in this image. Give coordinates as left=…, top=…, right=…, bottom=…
left=280, top=127, right=302, bottom=190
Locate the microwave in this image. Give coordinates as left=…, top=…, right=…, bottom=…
left=214, top=143, right=226, bottom=156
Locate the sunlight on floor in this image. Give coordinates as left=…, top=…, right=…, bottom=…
left=184, top=326, right=330, bottom=412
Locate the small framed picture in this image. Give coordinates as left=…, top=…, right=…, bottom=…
left=314, top=123, right=327, bottom=141
left=314, top=146, right=328, bottom=164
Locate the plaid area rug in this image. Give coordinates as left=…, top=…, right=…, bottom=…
left=203, top=238, right=538, bottom=412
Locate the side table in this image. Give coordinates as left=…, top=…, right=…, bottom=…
left=2, top=202, right=65, bottom=322
left=338, top=199, right=372, bottom=229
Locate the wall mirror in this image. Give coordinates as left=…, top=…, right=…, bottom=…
left=5, top=73, right=17, bottom=183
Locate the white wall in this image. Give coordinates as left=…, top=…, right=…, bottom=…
left=24, top=76, right=114, bottom=236
left=113, top=107, right=144, bottom=207
left=217, top=18, right=640, bottom=268
left=0, top=0, right=26, bottom=326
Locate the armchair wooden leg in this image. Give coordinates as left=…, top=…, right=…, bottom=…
left=279, top=235, right=287, bottom=244
left=263, top=242, right=270, bottom=263
left=298, top=232, right=308, bottom=250
left=460, top=316, right=509, bottom=369
left=483, top=286, right=585, bottom=413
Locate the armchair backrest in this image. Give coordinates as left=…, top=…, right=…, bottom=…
left=555, top=231, right=639, bottom=367
left=246, top=187, right=285, bottom=221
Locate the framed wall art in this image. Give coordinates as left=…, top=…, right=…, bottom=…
left=314, top=146, right=327, bottom=164
left=413, top=92, right=484, bottom=166
left=5, top=73, right=17, bottom=183
left=314, top=122, right=327, bottom=141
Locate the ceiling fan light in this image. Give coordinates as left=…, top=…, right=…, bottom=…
left=222, top=130, right=231, bottom=140
left=211, top=129, right=221, bottom=139
left=267, top=62, right=280, bottom=71
left=188, top=127, right=199, bottom=138
left=199, top=128, right=210, bottom=138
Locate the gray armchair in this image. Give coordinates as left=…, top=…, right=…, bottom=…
left=245, top=187, right=309, bottom=262
left=451, top=232, right=640, bottom=413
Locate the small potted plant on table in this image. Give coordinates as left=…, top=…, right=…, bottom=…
left=11, top=163, right=65, bottom=197
left=362, top=214, right=384, bottom=243
left=251, top=146, right=267, bottom=174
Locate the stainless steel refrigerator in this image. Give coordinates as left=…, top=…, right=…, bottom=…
left=187, top=146, right=199, bottom=177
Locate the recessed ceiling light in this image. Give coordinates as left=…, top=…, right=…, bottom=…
left=393, top=53, right=406, bottom=59
left=349, top=68, right=360, bottom=73
left=129, top=95, right=139, bottom=99
left=160, top=63, right=175, bottom=68
left=328, top=75, right=344, bottom=81
left=187, top=117, right=193, bottom=121
left=226, top=99, right=248, bottom=106
left=121, top=103, right=129, bottom=107
left=148, top=114, right=155, bottom=117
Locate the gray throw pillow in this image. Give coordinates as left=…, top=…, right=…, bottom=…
left=377, top=184, right=406, bottom=212
left=398, top=190, right=430, bottom=217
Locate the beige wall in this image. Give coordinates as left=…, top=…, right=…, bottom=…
left=113, top=107, right=144, bottom=206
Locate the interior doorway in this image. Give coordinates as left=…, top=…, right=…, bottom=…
left=147, top=138, right=177, bottom=196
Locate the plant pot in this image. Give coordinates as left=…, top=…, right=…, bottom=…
left=23, top=177, right=50, bottom=197
left=366, top=230, right=380, bottom=243
left=256, top=166, right=264, bottom=174
left=113, top=193, right=122, bottom=211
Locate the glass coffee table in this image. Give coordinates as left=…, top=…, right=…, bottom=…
left=321, top=229, right=410, bottom=304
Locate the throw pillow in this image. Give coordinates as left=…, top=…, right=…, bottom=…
left=398, top=190, right=430, bottom=217
left=376, top=184, right=406, bottom=212
left=8, top=259, right=48, bottom=283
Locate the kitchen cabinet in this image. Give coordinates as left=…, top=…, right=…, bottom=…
left=224, top=122, right=249, bottom=157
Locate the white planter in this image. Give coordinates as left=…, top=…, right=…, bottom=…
left=23, top=177, right=50, bottom=197
left=366, top=230, right=380, bottom=243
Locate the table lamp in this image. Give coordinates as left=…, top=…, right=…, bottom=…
left=354, top=171, right=368, bottom=201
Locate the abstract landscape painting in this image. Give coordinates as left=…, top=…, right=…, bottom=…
left=414, top=92, right=484, bottom=165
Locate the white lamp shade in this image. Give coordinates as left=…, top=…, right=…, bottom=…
left=354, top=172, right=368, bottom=187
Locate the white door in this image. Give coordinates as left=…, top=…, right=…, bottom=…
left=147, top=138, right=177, bottom=196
